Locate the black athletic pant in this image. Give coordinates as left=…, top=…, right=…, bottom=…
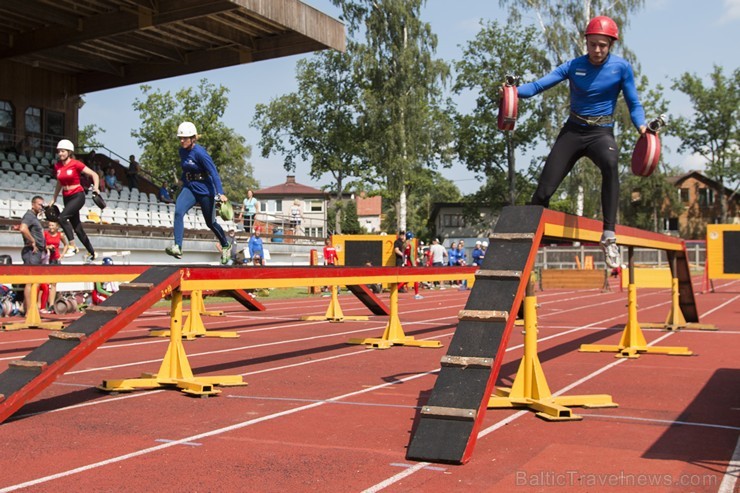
left=60, top=191, right=94, bottom=254
left=530, top=121, right=619, bottom=232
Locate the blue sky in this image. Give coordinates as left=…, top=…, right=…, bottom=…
left=79, top=0, right=740, bottom=195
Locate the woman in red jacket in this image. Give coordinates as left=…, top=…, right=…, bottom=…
left=48, top=139, right=100, bottom=264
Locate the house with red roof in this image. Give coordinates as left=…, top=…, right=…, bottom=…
left=254, top=175, right=329, bottom=238
left=356, top=194, right=383, bottom=233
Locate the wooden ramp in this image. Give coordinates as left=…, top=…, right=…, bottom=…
left=406, top=206, right=544, bottom=464
left=345, top=284, right=390, bottom=316
left=406, top=206, right=700, bottom=464
left=225, top=289, right=266, bottom=311
left=0, top=266, right=181, bottom=424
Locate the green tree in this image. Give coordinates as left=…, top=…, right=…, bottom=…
left=671, top=65, right=739, bottom=224
left=381, top=169, right=461, bottom=239
left=617, top=77, right=683, bottom=232
left=252, top=50, right=364, bottom=233
left=340, top=199, right=363, bottom=234
left=77, top=124, right=106, bottom=154
left=131, top=79, right=256, bottom=200
left=332, top=0, right=454, bottom=232
left=453, top=20, right=550, bottom=206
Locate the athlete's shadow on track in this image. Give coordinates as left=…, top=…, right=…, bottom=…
left=194, top=322, right=460, bottom=375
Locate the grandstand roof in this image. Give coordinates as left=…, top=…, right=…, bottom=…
left=0, top=0, right=345, bottom=93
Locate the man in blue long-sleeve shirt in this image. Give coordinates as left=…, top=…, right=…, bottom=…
left=517, top=16, right=647, bottom=268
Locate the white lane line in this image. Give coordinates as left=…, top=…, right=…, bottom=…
left=718, top=435, right=740, bottom=493
left=360, top=329, right=732, bottom=492
left=63, top=324, right=416, bottom=374
left=1, top=303, right=625, bottom=490
left=1, top=288, right=732, bottom=490
left=0, top=367, right=439, bottom=492
left=584, top=414, right=740, bottom=431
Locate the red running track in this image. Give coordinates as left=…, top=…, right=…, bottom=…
left=0, top=276, right=738, bottom=492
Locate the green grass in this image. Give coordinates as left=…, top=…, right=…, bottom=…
left=151, top=287, right=325, bottom=307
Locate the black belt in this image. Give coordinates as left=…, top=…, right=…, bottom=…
left=569, top=111, right=614, bottom=126
left=185, top=172, right=206, bottom=181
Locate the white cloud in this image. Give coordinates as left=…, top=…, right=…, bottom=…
left=723, top=0, right=740, bottom=21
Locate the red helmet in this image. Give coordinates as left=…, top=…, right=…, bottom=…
left=585, top=16, right=619, bottom=40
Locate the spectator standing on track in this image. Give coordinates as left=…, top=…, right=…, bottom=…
left=323, top=237, right=338, bottom=266
left=393, top=230, right=406, bottom=267
left=127, top=155, right=139, bottom=190
left=456, top=240, right=468, bottom=290
left=447, top=241, right=461, bottom=287
left=321, top=237, right=338, bottom=294
left=472, top=241, right=483, bottom=266
left=49, top=139, right=100, bottom=264
left=18, top=196, right=45, bottom=314
left=516, top=16, right=646, bottom=268
left=429, top=238, right=447, bottom=267
left=428, top=238, right=448, bottom=289
left=239, top=189, right=258, bottom=233
left=165, top=121, right=231, bottom=265
left=393, top=230, right=408, bottom=292
left=403, top=231, right=422, bottom=299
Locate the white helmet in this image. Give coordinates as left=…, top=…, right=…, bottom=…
left=177, top=121, right=197, bottom=138
left=482, top=241, right=489, bottom=247
left=56, top=139, right=74, bottom=152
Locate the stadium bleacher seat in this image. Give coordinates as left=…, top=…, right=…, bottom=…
left=111, top=208, right=127, bottom=225
left=7, top=152, right=17, bottom=162
left=2, top=161, right=12, bottom=172
left=18, top=154, right=28, bottom=164
left=10, top=200, right=26, bottom=219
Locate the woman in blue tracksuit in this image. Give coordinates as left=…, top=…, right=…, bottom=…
left=517, top=16, right=647, bottom=268
left=165, top=121, right=231, bottom=264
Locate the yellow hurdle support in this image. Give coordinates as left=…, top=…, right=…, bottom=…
left=580, top=247, right=693, bottom=358
left=489, top=276, right=616, bottom=420
left=150, top=290, right=238, bottom=339
left=98, top=288, right=246, bottom=396
left=347, top=282, right=442, bottom=349
left=1, top=283, right=65, bottom=332
left=641, top=256, right=717, bottom=332
left=302, top=285, right=369, bottom=322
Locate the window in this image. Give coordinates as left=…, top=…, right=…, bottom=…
left=0, top=101, right=13, bottom=149
left=679, top=188, right=690, bottom=203
left=309, top=200, right=323, bottom=212
left=664, top=217, right=679, bottom=231
left=259, top=200, right=283, bottom=214
left=21, top=107, right=65, bottom=153
left=698, top=188, right=715, bottom=207
left=24, top=106, right=42, bottom=149
left=442, top=213, right=464, bottom=228
left=45, top=111, right=65, bottom=141
left=305, top=227, right=323, bottom=238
